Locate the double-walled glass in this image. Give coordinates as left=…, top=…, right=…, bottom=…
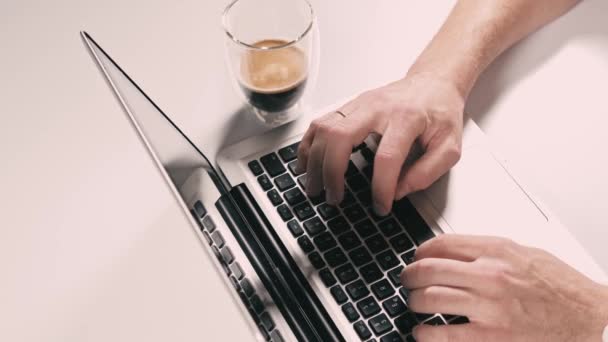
left=222, top=0, right=317, bottom=126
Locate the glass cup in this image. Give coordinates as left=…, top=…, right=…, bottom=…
left=222, top=0, right=318, bottom=127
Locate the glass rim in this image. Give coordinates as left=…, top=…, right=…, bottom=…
left=221, top=0, right=315, bottom=51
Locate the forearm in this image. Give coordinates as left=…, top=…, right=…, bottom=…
left=408, top=0, right=580, bottom=97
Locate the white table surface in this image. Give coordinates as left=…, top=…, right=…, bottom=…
left=1, top=0, right=607, bottom=341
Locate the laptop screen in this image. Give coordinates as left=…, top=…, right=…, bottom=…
left=83, top=32, right=222, bottom=190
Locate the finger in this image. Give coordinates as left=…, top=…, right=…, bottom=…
left=372, top=117, right=424, bottom=215
left=322, top=109, right=376, bottom=205
left=297, top=100, right=360, bottom=174
left=413, top=322, right=487, bottom=342
left=415, top=234, right=497, bottom=262
left=394, top=137, right=461, bottom=199
left=401, top=258, right=477, bottom=290
left=305, top=132, right=328, bottom=196
left=408, top=286, right=477, bottom=317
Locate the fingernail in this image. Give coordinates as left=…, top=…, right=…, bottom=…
left=326, top=189, right=337, bottom=205
left=373, top=203, right=387, bottom=217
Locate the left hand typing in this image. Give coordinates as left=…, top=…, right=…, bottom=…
left=401, top=234, right=608, bottom=342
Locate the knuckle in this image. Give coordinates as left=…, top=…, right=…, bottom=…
left=445, top=143, right=462, bottom=162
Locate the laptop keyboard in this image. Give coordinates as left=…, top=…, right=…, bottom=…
left=249, top=141, right=468, bottom=342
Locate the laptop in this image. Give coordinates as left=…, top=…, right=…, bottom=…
left=82, top=32, right=607, bottom=342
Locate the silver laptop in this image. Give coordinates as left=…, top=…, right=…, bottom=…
left=82, top=32, right=607, bottom=342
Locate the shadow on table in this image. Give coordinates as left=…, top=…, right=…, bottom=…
left=466, top=0, right=608, bottom=125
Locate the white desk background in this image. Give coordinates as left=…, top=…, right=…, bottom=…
left=1, top=0, right=607, bottom=341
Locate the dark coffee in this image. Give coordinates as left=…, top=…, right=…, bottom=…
left=239, top=39, right=308, bottom=112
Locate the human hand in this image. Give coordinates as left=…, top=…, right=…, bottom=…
left=401, top=234, right=608, bottom=342
left=296, top=72, right=464, bottom=215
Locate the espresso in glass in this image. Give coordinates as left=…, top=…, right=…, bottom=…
left=238, top=39, right=308, bottom=113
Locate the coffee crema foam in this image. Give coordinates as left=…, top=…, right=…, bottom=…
left=240, top=39, right=308, bottom=94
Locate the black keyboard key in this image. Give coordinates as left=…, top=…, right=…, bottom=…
left=371, top=279, right=395, bottom=301
left=340, top=189, right=357, bottom=208
left=278, top=142, right=299, bottom=162
left=327, top=216, right=350, bottom=235
left=259, top=311, right=275, bottom=331
left=193, top=201, right=207, bottom=219
left=220, top=246, right=234, bottom=264
left=294, top=202, right=315, bottom=221
left=211, top=231, right=225, bottom=247
left=388, top=266, right=404, bottom=287
left=241, top=278, right=255, bottom=297
left=338, top=231, right=361, bottom=251
left=345, top=160, right=359, bottom=178
left=335, top=263, right=358, bottom=284
left=378, top=218, right=402, bottom=237
left=250, top=294, right=265, bottom=314
left=277, top=204, right=294, bottom=221
left=415, top=311, right=434, bottom=322
left=366, top=234, right=389, bottom=254
left=309, top=251, right=326, bottom=269
left=342, top=303, right=360, bottom=322
left=449, top=316, right=470, bottom=325
left=317, top=203, right=339, bottom=220
left=369, top=313, right=393, bottom=336
left=287, top=160, right=304, bottom=176
left=361, top=147, right=375, bottom=163
left=274, top=173, right=296, bottom=191
left=345, top=279, right=370, bottom=301
left=230, top=262, right=244, bottom=280
left=353, top=142, right=367, bottom=152
left=393, top=198, right=434, bottom=246
left=395, top=313, right=418, bottom=335
left=319, top=268, right=338, bottom=287
left=390, top=234, right=414, bottom=253
left=442, top=314, right=457, bottom=322
left=354, top=219, right=377, bottom=238
left=269, top=330, right=284, bottom=342
left=287, top=220, right=304, bottom=237
left=248, top=160, right=264, bottom=176
left=309, top=190, right=326, bottom=206
left=357, top=296, right=381, bottom=318
left=202, top=216, right=216, bottom=232
left=303, top=217, right=326, bottom=236
left=360, top=263, right=383, bottom=283
left=353, top=321, right=372, bottom=341
left=298, top=235, right=314, bottom=253
left=343, top=204, right=367, bottom=223
left=380, top=331, right=403, bottom=342
left=383, top=296, right=407, bottom=317
left=260, top=152, right=286, bottom=177
left=284, top=187, right=306, bottom=205
left=362, top=164, right=373, bottom=180
left=405, top=335, right=415, bottom=342
left=258, top=174, right=273, bottom=191
left=313, top=232, right=337, bottom=251
left=330, top=285, right=348, bottom=304
left=357, top=189, right=373, bottom=207
left=377, top=250, right=400, bottom=271
left=349, top=246, right=373, bottom=267
left=267, top=189, right=284, bottom=206
left=424, top=316, right=445, bottom=326
left=347, top=173, right=368, bottom=192
left=324, top=247, right=348, bottom=267
left=401, top=249, right=416, bottom=265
